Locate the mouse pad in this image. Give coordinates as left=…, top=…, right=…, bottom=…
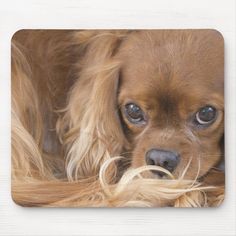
left=11, top=29, right=224, bottom=207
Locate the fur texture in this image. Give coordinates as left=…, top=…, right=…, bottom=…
left=11, top=30, right=224, bottom=207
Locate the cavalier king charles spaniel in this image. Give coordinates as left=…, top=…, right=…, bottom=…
left=11, top=30, right=224, bottom=207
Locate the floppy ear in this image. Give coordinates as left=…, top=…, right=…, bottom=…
left=58, top=31, right=129, bottom=181
left=217, top=134, right=225, bottom=171
left=11, top=42, right=46, bottom=179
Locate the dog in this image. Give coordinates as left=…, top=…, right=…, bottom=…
left=11, top=29, right=224, bottom=207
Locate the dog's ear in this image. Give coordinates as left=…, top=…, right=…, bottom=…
left=58, top=31, right=129, bottom=181
left=217, top=134, right=225, bottom=172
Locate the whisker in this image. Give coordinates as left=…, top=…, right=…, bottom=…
left=178, top=157, right=192, bottom=180
left=189, top=155, right=201, bottom=188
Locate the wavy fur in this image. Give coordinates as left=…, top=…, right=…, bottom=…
left=11, top=30, right=224, bottom=207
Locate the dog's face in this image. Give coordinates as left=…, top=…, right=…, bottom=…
left=116, top=30, right=224, bottom=179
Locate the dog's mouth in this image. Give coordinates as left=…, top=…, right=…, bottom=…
left=151, top=170, right=171, bottom=179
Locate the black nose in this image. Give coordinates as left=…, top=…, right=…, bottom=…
left=145, top=149, right=180, bottom=175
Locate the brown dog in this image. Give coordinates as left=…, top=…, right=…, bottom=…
left=11, top=30, right=224, bottom=207
left=117, top=30, right=224, bottom=179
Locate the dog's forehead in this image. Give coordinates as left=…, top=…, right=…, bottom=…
left=118, top=30, right=224, bottom=101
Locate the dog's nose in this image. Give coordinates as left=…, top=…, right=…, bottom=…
left=145, top=149, right=180, bottom=175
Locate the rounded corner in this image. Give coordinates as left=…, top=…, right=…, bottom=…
left=209, top=29, right=225, bottom=44
left=11, top=191, right=25, bottom=207
left=11, top=29, right=27, bottom=42
left=216, top=190, right=226, bottom=208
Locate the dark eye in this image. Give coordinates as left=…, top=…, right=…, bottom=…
left=124, top=103, right=146, bottom=124
left=195, top=106, right=217, bottom=125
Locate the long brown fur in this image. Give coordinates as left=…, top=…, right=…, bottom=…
left=11, top=30, right=224, bottom=207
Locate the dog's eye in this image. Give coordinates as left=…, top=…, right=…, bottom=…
left=125, top=103, right=146, bottom=124
left=195, top=106, right=217, bottom=125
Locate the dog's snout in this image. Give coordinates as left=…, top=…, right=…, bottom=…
left=145, top=149, right=180, bottom=175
